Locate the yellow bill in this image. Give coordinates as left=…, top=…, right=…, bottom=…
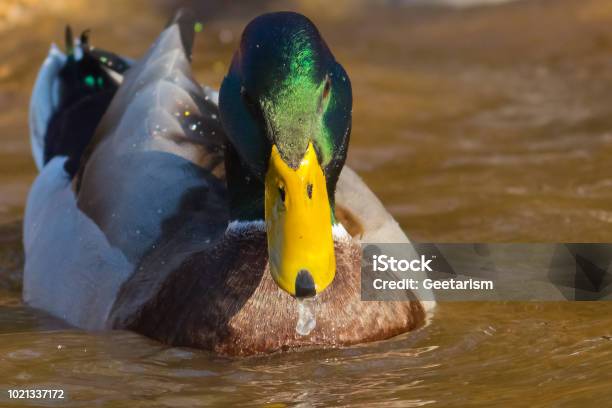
left=265, top=142, right=336, bottom=297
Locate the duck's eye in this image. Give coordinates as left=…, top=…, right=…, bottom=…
left=241, top=87, right=258, bottom=111
left=322, top=77, right=331, bottom=101
left=318, top=77, right=332, bottom=114
left=278, top=186, right=286, bottom=203
left=307, top=183, right=313, bottom=199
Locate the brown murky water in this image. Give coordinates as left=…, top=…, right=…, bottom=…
left=1, top=0, right=612, bottom=406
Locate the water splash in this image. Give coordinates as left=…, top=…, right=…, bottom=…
left=296, top=297, right=316, bottom=336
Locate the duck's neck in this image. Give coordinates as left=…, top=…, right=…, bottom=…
left=225, top=144, right=265, bottom=222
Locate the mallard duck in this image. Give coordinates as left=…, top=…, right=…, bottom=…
left=24, top=10, right=435, bottom=355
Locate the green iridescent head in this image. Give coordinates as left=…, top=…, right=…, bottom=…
left=219, top=12, right=352, bottom=298
left=219, top=12, right=352, bottom=219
